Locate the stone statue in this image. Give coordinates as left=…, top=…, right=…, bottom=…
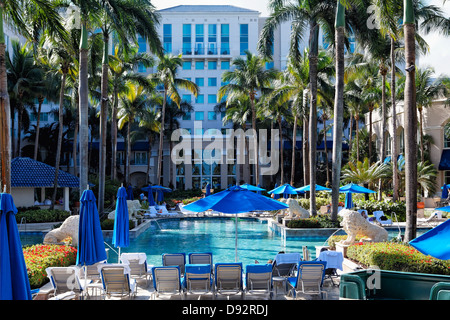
left=43, top=215, right=79, bottom=247
left=339, top=209, right=388, bottom=245
left=287, top=198, right=310, bottom=219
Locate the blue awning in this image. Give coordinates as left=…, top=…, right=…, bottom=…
left=439, top=149, right=450, bottom=170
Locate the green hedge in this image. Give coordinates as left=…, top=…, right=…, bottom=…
left=16, top=209, right=71, bottom=223
left=297, top=196, right=331, bottom=211
left=354, top=199, right=406, bottom=221
left=287, top=215, right=341, bottom=229
left=347, top=242, right=450, bottom=275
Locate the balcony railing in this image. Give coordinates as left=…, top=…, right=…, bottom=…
left=181, top=46, right=230, bottom=56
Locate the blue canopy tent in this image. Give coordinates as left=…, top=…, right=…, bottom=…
left=113, top=186, right=130, bottom=262
left=339, top=183, right=376, bottom=209
left=126, top=185, right=133, bottom=200
left=0, top=192, right=32, bottom=300
left=77, top=189, right=107, bottom=289
left=410, top=206, right=450, bottom=260
left=268, top=183, right=298, bottom=199
left=184, top=186, right=288, bottom=261
left=205, top=183, right=211, bottom=197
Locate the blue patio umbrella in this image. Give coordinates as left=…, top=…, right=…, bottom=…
left=141, top=185, right=156, bottom=206
left=126, top=185, right=133, bottom=200
left=157, top=190, right=164, bottom=202
left=184, top=186, right=289, bottom=261
left=240, top=183, right=266, bottom=192
left=205, top=183, right=211, bottom=197
left=257, top=184, right=263, bottom=195
left=410, top=206, right=450, bottom=260
left=0, top=192, right=32, bottom=300
left=273, top=183, right=280, bottom=199
left=268, top=183, right=298, bottom=199
left=339, top=183, right=376, bottom=210
left=442, top=184, right=449, bottom=199
left=76, top=189, right=107, bottom=267
left=113, top=186, right=130, bottom=262
left=294, top=184, right=331, bottom=193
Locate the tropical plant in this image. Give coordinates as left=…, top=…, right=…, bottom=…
left=341, top=157, right=390, bottom=190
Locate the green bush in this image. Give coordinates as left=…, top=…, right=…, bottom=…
left=347, top=242, right=450, bottom=275
left=287, top=215, right=341, bottom=229
left=354, top=199, right=406, bottom=221
left=16, top=209, right=71, bottom=223
left=298, top=196, right=330, bottom=211
left=101, top=218, right=134, bottom=230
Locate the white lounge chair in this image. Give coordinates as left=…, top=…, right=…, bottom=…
left=214, top=263, right=244, bottom=298
left=418, top=211, right=442, bottom=226
left=97, top=264, right=137, bottom=299
left=245, top=264, right=273, bottom=298
left=120, top=253, right=152, bottom=287
left=152, top=266, right=185, bottom=299
left=143, top=206, right=158, bottom=218
left=373, top=211, right=392, bottom=225
left=288, top=261, right=327, bottom=299
left=45, top=266, right=85, bottom=299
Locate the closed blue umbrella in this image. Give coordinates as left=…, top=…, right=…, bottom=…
left=410, top=207, right=450, bottom=260
left=184, top=186, right=289, bottom=261
left=141, top=185, right=156, bottom=206
left=344, top=192, right=354, bottom=209
left=126, top=185, right=133, bottom=200
left=157, top=190, right=164, bottom=202
left=113, top=187, right=129, bottom=262
left=76, top=189, right=107, bottom=267
left=442, top=184, right=449, bottom=199
left=205, top=183, right=211, bottom=196
left=0, top=193, right=32, bottom=300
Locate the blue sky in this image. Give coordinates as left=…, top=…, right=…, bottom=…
left=152, top=0, right=450, bottom=76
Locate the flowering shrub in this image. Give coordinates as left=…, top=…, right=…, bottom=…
left=23, top=245, right=78, bottom=288
left=347, top=242, right=450, bottom=275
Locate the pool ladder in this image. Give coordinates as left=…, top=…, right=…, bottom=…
left=20, top=217, right=27, bottom=232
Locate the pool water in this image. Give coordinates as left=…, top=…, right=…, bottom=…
left=104, top=218, right=327, bottom=267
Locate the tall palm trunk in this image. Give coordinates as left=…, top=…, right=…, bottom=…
left=368, top=105, right=373, bottom=161
left=50, top=68, right=68, bottom=210
left=355, top=114, right=360, bottom=162
left=157, top=90, right=167, bottom=185
left=0, top=30, right=11, bottom=192
left=323, top=114, right=330, bottom=186
left=391, top=36, right=399, bottom=201
left=98, top=34, right=109, bottom=214
left=378, top=65, right=388, bottom=200
left=419, top=107, right=424, bottom=163
left=403, top=0, right=417, bottom=242
left=78, top=22, right=89, bottom=195
left=111, top=88, right=118, bottom=181
left=348, top=112, right=353, bottom=155
left=303, top=115, right=310, bottom=185
left=126, top=120, right=132, bottom=184
left=72, top=91, right=79, bottom=178
left=278, top=116, right=284, bottom=185
left=250, top=94, right=259, bottom=185
left=290, top=115, right=298, bottom=186
left=331, top=2, right=345, bottom=222
left=309, top=20, right=319, bottom=216
left=34, top=97, right=44, bottom=160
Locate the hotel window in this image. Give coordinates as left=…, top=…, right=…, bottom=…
left=445, top=171, right=450, bottom=184
left=134, top=152, right=147, bottom=165
left=182, top=111, right=191, bottom=121
left=182, top=94, right=191, bottom=103
left=195, top=77, right=204, bottom=87
left=208, top=77, right=217, bottom=87
left=208, top=111, right=217, bottom=120
left=208, top=24, right=217, bottom=54
left=183, top=24, right=192, bottom=55
left=221, top=61, right=230, bottom=70
left=195, top=24, right=204, bottom=55
left=208, top=95, right=217, bottom=104
left=137, top=35, right=147, bottom=72
left=221, top=24, right=230, bottom=54
left=444, top=123, right=450, bottom=148
left=195, top=111, right=204, bottom=121
left=30, top=112, right=49, bottom=122
left=196, top=95, right=204, bottom=104
left=240, top=24, right=249, bottom=55
left=163, top=24, right=172, bottom=53
left=208, top=61, right=217, bottom=70
left=183, top=61, right=191, bottom=70
left=195, top=61, right=204, bottom=70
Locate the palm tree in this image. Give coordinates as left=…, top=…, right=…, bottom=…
left=0, top=0, right=66, bottom=192
left=341, top=157, right=390, bottom=191
left=152, top=54, right=198, bottom=186
left=219, top=51, right=277, bottom=186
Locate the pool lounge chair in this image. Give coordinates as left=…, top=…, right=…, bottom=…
left=272, top=252, right=301, bottom=277
left=184, top=264, right=214, bottom=297
left=143, top=206, right=158, bottom=218
left=98, top=264, right=137, bottom=299
left=152, top=266, right=185, bottom=300
left=78, top=260, right=107, bottom=282
left=120, top=253, right=152, bottom=287
left=287, top=261, right=327, bottom=299
left=418, top=211, right=443, bottom=226
left=373, top=211, right=392, bottom=226
left=45, top=266, right=85, bottom=299
left=317, top=250, right=343, bottom=286
left=214, top=263, right=244, bottom=298
left=245, top=264, right=273, bottom=299
left=188, top=252, right=213, bottom=273
left=162, top=253, right=186, bottom=275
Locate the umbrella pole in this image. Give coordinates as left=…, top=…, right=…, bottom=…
left=118, top=247, right=121, bottom=263
left=235, top=216, right=238, bottom=262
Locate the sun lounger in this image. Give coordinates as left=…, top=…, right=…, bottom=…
left=188, top=252, right=213, bottom=273
left=98, top=263, right=137, bottom=299
left=152, top=266, right=185, bottom=299
left=48, top=291, right=78, bottom=300
left=143, top=206, right=158, bottom=218
left=45, top=266, right=85, bottom=299
left=78, top=260, right=107, bottom=282
left=287, top=261, right=327, bottom=299
left=317, top=250, right=343, bottom=286
left=162, top=253, right=186, bottom=275
left=214, top=263, right=244, bottom=298
left=184, top=264, right=214, bottom=297
left=120, top=253, right=152, bottom=287
left=418, top=211, right=442, bottom=226
left=245, top=264, right=273, bottom=298
left=373, top=211, right=392, bottom=225
left=272, top=252, right=301, bottom=277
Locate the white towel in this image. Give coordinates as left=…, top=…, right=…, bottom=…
left=120, top=253, right=147, bottom=265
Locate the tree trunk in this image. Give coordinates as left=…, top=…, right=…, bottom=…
left=323, top=116, right=330, bottom=186
left=419, top=108, right=424, bottom=163
left=250, top=95, right=259, bottom=185
left=78, top=22, right=89, bottom=195
left=111, top=89, right=118, bottom=181
left=50, top=70, right=67, bottom=210
left=403, top=12, right=417, bottom=242
left=391, top=36, right=399, bottom=201
left=355, top=115, right=360, bottom=162
left=303, top=115, right=310, bottom=185
left=157, top=90, right=167, bottom=185
left=309, top=20, right=319, bottom=216
left=290, top=115, right=297, bottom=186
left=127, top=120, right=132, bottom=184
left=378, top=67, right=388, bottom=200
left=34, top=97, right=43, bottom=160
left=348, top=112, right=353, bottom=155
left=369, top=107, right=373, bottom=162
left=331, top=15, right=345, bottom=222
left=278, top=116, right=284, bottom=185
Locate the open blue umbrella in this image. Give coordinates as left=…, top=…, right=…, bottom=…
left=184, top=186, right=289, bottom=261
left=273, top=183, right=279, bottom=199
left=126, top=185, right=133, bottom=200
left=240, top=183, right=265, bottom=192
left=0, top=192, right=32, bottom=300
left=410, top=207, right=450, bottom=260
left=339, top=183, right=376, bottom=210
left=113, top=186, right=129, bottom=262
left=257, top=184, right=263, bottom=195
left=77, top=189, right=107, bottom=267
left=442, top=184, right=449, bottom=199
left=205, top=183, right=211, bottom=197
left=294, top=184, right=331, bottom=193
left=268, top=183, right=298, bottom=199
left=157, top=190, right=164, bottom=202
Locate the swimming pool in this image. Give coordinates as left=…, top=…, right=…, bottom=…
left=104, top=218, right=328, bottom=267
